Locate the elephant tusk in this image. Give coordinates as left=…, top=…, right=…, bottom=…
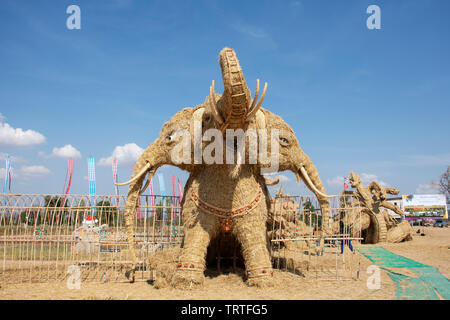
left=300, top=166, right=336, bottom=198
left=139, top=178, right=150, bottom=195
left=247, top=79, right=260, bottom=117
left=246, top=81, right=267, bottom=122
left=139, top=170, right=156, bottom=195
left=115, top=162, right=151, bottom=186
left=208, top=80, right=224, bottom=125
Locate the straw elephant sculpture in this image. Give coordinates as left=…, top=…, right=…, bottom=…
left=117, top=48, right=334, bottom=288
left=337, top=171, right=412, bottom=243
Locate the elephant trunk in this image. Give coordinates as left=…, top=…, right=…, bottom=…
left=294, top=153, right=333, bottom=236
left=206, top=48, right=268, bottom=131
left=216, top=47, right=252, bottom=129
left=120, top=143, right=159, bottom=282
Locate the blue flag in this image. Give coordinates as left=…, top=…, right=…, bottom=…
left=88, top=157, right=96, bottom=216
left=3, top=158, right=11, bottom=194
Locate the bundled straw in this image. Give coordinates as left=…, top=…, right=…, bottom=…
left=387, top=221, right=413, bottom=243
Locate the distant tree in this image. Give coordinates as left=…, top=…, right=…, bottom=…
left=43, top=195, right=67, bottom=208
left=303, top=200, right=315, bottom=213
left=42, top=195, right=69, bottom=225
left=302, top=200, right=322, bottom=226
left=96, top=200, right=118, bottom=226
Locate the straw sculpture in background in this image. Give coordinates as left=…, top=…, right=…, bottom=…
left=117, top=47, right=334, bottom=288
left=266, top=190, right=320, bottom=254
left=337, top=171, right=412, bottom=243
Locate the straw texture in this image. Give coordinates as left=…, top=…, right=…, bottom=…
left=122, top=47, right=333, bottom=288
left=339, top=171, right=412, bottom=243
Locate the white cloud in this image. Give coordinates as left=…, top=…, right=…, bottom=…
left=20, top=165, right=51, bottom=177
left=327, top=173, right=388, bottom=188
left=327, top=176, right=345, bottom=188
left=1, top=164, right=51, bottom=180
left=98, top=143, right=144, bottom=166
left=52, top=144, right=81, bottom=159
left=0, top=114, right=46, bottom=147
left=360, top=173, right=388, bottom=187
left=415, top=182, right=441, bottom=194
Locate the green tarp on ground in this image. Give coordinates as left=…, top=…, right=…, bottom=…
left=358, top=246, right=450, bottom=300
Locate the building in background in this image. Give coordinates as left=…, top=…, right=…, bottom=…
left=402, top=194, right=448, bottom=225
left=385, top=196, right=403, bottom=222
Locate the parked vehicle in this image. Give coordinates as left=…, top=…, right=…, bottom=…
left=433, top=220, right=448, bottom=228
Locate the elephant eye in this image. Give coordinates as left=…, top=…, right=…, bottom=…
left=279, top=137, right=290, bottom=145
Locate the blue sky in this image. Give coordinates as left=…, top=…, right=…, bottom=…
left=0, top=0, right=449, bottom=197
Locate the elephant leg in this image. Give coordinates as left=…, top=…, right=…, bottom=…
left=233, top=209, right=274, bottom=287
left=172, top=207, right=218, bottom=289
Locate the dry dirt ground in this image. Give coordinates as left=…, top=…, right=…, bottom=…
left=0, top=226, right=448, bottom=300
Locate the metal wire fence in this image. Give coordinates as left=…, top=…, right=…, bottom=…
left=0, top=193, right=362, bottom=284
left=0, top=193, right=183, bottom=284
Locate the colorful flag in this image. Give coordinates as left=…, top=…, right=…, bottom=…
left=157, top=173, right=166, bottom=219
left=172, top=176, right=176, bottom=219
left=177, top=179, right=183, bottom=217
left=149, top=179, right=155, bottom=217
left=177, top=179, right=183, bottom=203
left=3, top=157, right=11, bottom=194
left=112, top=159, right=120, bottom=207
left=62, top=159, right=74, bottom=209
left=65, top=159, right=74, bottom=195
left=88, top=157, right=96, bottom=216
left=132, top=165, right=143, bottom=219
left=344, top=176, right=349, bottom=189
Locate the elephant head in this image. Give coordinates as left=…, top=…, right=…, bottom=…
left=260, top=109, right=335, bottom=235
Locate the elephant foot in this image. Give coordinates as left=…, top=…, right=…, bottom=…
left=246, top=267, right=275, bottom=288
left=171, top=268, right=205, bottom=289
